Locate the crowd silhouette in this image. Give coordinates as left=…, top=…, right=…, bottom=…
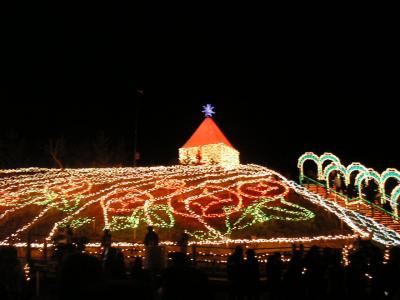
left=225, top=242, right=400, bottom=300
left=3, top=228, right=400, bottom=299
left=0, top=246, right=25, bottom=300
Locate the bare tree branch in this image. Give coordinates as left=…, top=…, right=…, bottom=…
left=48, top=138, right=65, bottom=169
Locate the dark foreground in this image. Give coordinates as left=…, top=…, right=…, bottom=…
left=2, top=239, right=400, bottom=300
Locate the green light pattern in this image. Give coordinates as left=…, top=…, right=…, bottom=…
left=35, top=191, right=82, bottom=213
left=59, top=217, right=94, bottom=229
left=107, top=204, right=175, bottom=232
left=225, top=197, right=315, bottom=235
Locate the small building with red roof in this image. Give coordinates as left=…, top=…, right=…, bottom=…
left=179, top=109, right=240, bottom=169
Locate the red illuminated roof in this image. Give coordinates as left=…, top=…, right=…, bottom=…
left=182, top=117, right=235, bottom=149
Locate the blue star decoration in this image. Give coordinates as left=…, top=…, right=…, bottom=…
left=202, top=104, right=215, bottom=118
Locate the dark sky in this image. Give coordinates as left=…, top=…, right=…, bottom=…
left=2, top=5, right=398, bottom=176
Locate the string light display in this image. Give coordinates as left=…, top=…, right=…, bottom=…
left=59, top=217, right=94, bottom=229
left=298, top=152, right=400, bottom=215
left=224, top=197, right=315, bottom=235
left=297, top=152, right=319, bottom=179
left=284, top=179, right=400, bottom=246
left=345, top=163, right=369, bottom=185
left=2, top=163, right=400, bottom=249
left=178, top=110, right=240, bottom=169
left=179, top=143, right=240, bottom=169
left=392, top=186, right=400, bottom=207
left=23, top=263, right=31, bottom=282
left=298, top=152, right=341, bottom=180
left=1, top=162, right=369, bottom=248
left=323, top=162, right=347, bottom=189
left=381, top=169, right=400, bottom=204
left=0, top=165, right=300, bottom=243
left=354, top=168, right=381, bottom=197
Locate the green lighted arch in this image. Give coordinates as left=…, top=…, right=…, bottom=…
left=318, top=153, right=341, bottom=180
left=381, top=168, right=400, bottom=191
left=355, top=169, right=381, bottom=199
left=392, top=186, right=400, bottom=205
left=381, top=169, right=400, bottom=184
left=297, top=152, right=400, bottom=217
left=345, top=163, right=368, bottom=186
left=390, top=185, right=400, bottom=217
left=297, top=152, right=319, bottom=179
left=323, top=162, right=347, bottom=189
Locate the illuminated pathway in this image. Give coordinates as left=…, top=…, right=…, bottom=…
left=292, top=182, right=400, bottom=245
left=305, top=184, right=400, bottom=234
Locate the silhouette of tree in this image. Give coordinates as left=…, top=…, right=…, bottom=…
left=47, top=137, right=66, bottom=169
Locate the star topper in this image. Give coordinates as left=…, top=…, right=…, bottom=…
left=202, top=104, right=215, bottom=118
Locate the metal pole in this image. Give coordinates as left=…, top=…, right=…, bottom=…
left=133, top=90, right=143, bottom=167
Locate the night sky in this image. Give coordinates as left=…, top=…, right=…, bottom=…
left=2, top=6, right=398, bottom=177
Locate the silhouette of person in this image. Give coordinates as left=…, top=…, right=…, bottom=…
left=381, top=246, right=400, bottom=298
left=364, top=184, right=378, bottom=204
left=347, top=183, right=356, bottom=199
left=334, top=173, right=342, bottom=193
left=160, top=252, right=209, bottom=300
left=104, top=247, right=126, bottom=280
left=131, top=257, right=151, bottom=282
left=144, top=226, right=161, bottom=272
left=244, top=249, right=260, bottom=300
left=0, top=246, right=25, bottom=300
left=52, top=227, right=73, bottom=262
left=266, top=252, right=283, bottom=300
left=130, top=257, right=153, bottom=299
left=283, top=250, right=304, bottom=299
left=303, top=245, right=324, bottom=300
left=177, top=231, right=189, bottom=254
left=227, top=245, right=245, bottom=299
left=345, top=250, right=368, bottom=299
left=325, top=248, right=345, bottom=300
left=65, top=225, right=74, bottom=245
left=58, top=253, right=104, bottom=300
left=144, top=226, right=159, bottom=247
left=101, top=229, right=112, bottom=257
left=369, top=245, right=384, bottom=299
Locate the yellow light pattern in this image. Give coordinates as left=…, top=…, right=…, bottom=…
left=179, top=143, right=240, bottom=169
